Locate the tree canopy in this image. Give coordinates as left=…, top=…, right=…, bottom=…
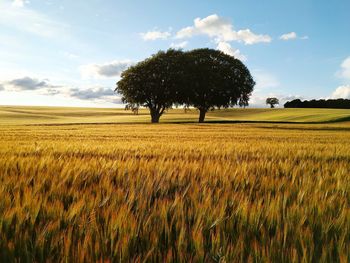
left=116, top=48, right=255, bottom=123
left=182, top=48, right=255, bottom=122
left=116, top=49, right=185, bottom=123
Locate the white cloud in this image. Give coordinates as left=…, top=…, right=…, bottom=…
left=170, top=41, right=188, bottom=49
left=80, top=60, right=132, bottom=79
left=339, top=57, right=350, bottom=79
left=216, top=41, right=247, bottom=61
left=280, top=32, right=297, bottom=41
left=176, top=14, right=271, bottom=45
left=252, top=70, right=280, bottom=90
left=0, top=2, right=69, bottom=38
left=331, top=85, right=350, bottom=99
left=12, top=0, right=29, bottom=7
left=140, top=30, right=171, bottom=41
left=280, top=32, right=309, bottom=41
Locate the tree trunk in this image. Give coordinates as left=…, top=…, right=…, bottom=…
left=151, top=112, right=160, bottom=123
left=149, top=108, right=162, bottom=123
left=198, top=108, right=207, bottom=123
left=270, top=104, right=275, bottom=108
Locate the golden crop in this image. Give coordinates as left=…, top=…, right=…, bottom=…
left=0, top=122, right=349, bottom=262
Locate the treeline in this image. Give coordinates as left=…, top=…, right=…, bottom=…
left=284, top=99, right=350, bottom=109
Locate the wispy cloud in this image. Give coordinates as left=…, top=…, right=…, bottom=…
left=176, top=14, right=271, bottom=45
left=0, top=2, right=69, bottom=39
left=280, top=32, right=297, bottom=41
left=280, top=32, right=309, bottom=41
left=12, top=0, right=29, bottom=8
left=62, top=52, right=79, bottom=60
left=170, top=41, right=188, bottom=49
left=140, top=30, right=171, bottom=41
left=252, top=70, right=280, bottom=91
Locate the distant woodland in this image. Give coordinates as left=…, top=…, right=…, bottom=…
left=284, top=99, right=350, bottom=109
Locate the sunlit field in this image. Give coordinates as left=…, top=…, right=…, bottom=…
left=0, top=107, right=349, bottom=262
left=1, top=106, right=349, bottom=125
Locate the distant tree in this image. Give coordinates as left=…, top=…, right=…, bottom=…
left=116, top=49, right=185, bottom=123
left=125, top=104, right=139, bottom=115
left=266, top=97, right=279, bottom=108
left=182, top=48, right=255, bottom=123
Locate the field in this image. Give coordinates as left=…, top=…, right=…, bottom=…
left=1, top=106, right=350, bottom=125
left=0, top=106, right=350, bottom=262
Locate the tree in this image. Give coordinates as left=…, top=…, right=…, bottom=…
left=182, top=49, right=255, bottom=122
left=266, top=97, right=279, bottom=108
left=124, top=104, right=139, bottom=115
left=116, top=49, right=185, bottom=123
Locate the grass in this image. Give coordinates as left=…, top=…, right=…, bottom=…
left=0, top=106, right=349, bottom=262
left=0, top=105, right=349, bottom=125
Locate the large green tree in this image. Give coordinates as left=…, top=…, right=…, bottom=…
left=182, top=49, right=255, bottom=122
left=116, top=49, right=185, bottom=123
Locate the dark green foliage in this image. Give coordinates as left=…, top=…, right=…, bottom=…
left=116, top=49, right=185, bottom=123
left=181, top=49, right=255, bottom=122
left=284, top=98, right=350, bottom=109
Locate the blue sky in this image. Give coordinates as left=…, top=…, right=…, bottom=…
left=0, top=0, right=349, bottom=107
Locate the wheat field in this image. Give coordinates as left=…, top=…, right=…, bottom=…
left=0, top=107, right=350, bottom=262
left=1, top=106, right=349, bottom=125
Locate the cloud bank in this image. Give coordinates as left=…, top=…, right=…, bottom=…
left=0, top=76, right=119, bottom=103
left=5, top=77, right=53, bottom=91
left=80, top=60, right=132, bottom=79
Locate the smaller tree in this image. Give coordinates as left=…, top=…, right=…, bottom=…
left=266, top=97, right=279, bottom=108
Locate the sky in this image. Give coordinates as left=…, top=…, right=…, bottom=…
left=0, top=0, right=349, bottom=108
